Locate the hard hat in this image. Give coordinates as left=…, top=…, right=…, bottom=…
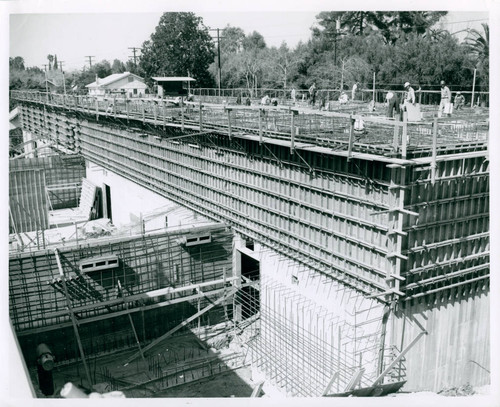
left=440, top=80, right=445, bottom=85
left=456, top=91, right=461, bottom=94
left=404, top=82, right=410, bottom=88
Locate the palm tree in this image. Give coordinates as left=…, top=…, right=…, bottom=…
left=47, top=54, right=54, bottom=70
left=465, top=23, right=489, bottom=68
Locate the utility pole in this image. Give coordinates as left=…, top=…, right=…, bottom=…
left=59, top=61, right=67, bottom=95
left=209, top=28, right=223, bottom=97
left=333, top=19, right=341, bottom=67
left=85, top=56, right=95, bottom=68
left=128, top=47, right=141, bottom=68
left=217, top=28, right=221, bottom=97
left=42, top=65, right=49, bottom=95
left=471, top=67, right=477, bottom=108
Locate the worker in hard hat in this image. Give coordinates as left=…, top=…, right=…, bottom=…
left=454, top=91, right=465, bottom=110
left=438, top=80, right=452, bottom=117
left=403, top=82, right=415, bottom=105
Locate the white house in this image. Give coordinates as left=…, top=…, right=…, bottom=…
left=85, top=72, right=148, bottom=97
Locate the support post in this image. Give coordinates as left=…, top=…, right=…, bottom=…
left=392, top=113, right=400, bottom=152
left=259, top=109, right=263, bottom=145
left=54, top=249, right=92, bottom=387
left=95, top=98, right=99, bottom=121
left=321, top=371, right=339, bottom=396
left=377, top=304, right=392, bottom=375
left=199, top=100, right=203, bottom=131
left=401, top=110, right=408, bottom=159
left=471, top=68, right=477, bottom=108
left=181, top=97, right=184, bottom=131
left=227, top=108, right=232, bottom=139
left=372, top=330, right=427, bottom=386
left=347, top=113, right=354, bottom=161
left=431, top=117, right=438, bottom=185
left=117, top=280, right=147, bottom=365
left=290, top=110, right=296, bottom=154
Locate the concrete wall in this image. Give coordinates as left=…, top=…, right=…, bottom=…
left=390, top=283, right=490, bottom=391
left=85, top=160, right=212, bottom=233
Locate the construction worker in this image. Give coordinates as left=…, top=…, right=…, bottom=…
left=454, top=91, right=465, bottom=110
left=403, top=82, right=415, bottom=105
left=386, top=91, right=400, bottom=119
left=291, top=88, right=296, bottom=105
left=438, top=80, right=452, bottom=117
left=351, top=82, right=358, bottom=101
left=309, top=83, right=317, bottom=108
left=261, top=94, right=270, bottom=105
left=339, top=91, right=349, bottom=104
left=403, top=82, right=422, bottom=121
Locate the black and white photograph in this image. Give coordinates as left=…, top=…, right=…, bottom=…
left=2, top=1, right=498, bottom=405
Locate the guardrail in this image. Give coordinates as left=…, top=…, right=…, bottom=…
left=11, top=90, right=489, bottom=157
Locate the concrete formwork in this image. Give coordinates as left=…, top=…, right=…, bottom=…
left=11, top=93, right=490, bottom=393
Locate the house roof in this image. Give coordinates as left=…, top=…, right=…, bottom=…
left=86, top=72, right=144, bottom=88
left=119, top=80, right=149, bottom=90
left=152, top=77, right=196, bottom=82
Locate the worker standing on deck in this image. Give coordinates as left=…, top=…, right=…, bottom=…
left=454, top=91, right=465, bottom=110
left=351, top=82, right=358, bottom=101
left=309, top=83, right=317, bottom=108
left=438, top=80, right=452, bottom=117
left=403, top=82, right=415, bottom=105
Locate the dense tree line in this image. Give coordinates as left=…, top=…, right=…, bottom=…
left=10, top=11, right=489, bottom=99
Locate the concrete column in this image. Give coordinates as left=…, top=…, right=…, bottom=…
left=22, top=130, right=35, bottom=158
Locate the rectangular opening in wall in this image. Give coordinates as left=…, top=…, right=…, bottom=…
left=103, top=183, right=112, bottom=222
left=239, top=252, right=260, bottom=319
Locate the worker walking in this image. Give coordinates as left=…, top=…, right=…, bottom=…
left=438, top=80, right=452, bottom=117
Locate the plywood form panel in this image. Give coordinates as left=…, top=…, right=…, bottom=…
left=391, top=283, right=489, bottom=391
left=9, top=169, right=49, bottom=233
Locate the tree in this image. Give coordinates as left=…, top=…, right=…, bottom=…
left=268, top=43, right=300, bottom=89
left=93, top=60, right=112, bottom=78
left=140, top=12, right=215, bottom=87
left=111, top=59, right=126, bottom=73
left=243, top=31, right=267, bottom=50
left=464, top=23, right=489, bottom=94
left=221, top=25, right=246, bottom=54
left=314, top=11, right=448, bottom=44
left=9, top=57, right=25, bottom=70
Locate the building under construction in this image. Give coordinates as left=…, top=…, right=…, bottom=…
left=8, top=89, right=490, bottom=398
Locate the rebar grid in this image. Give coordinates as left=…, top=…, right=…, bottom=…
left=233, top=275, right=384, bottom=396
left=12, top=91, right=489, bottom=152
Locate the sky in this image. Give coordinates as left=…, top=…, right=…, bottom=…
left=9, top=9, right=490, bottom=72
